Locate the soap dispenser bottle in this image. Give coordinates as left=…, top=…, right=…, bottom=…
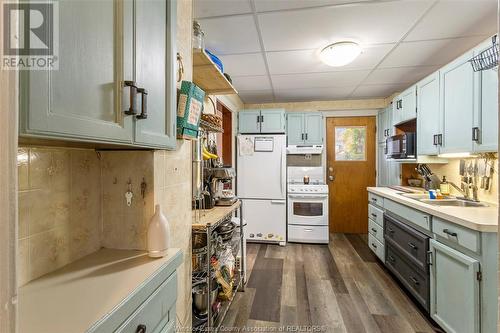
left=440, top=176, right=450, bottom=195
left=147, top=204, right=170, bottom=258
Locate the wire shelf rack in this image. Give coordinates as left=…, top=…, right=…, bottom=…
left=469, top=35, right=498, bottom=72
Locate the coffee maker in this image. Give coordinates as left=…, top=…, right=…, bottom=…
left=206, top=168, right=237, bottom=206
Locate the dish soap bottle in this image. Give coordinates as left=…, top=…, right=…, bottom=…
left=440, top=176, right=450, bottom=195
left=147, top=204, right=170, bottom=258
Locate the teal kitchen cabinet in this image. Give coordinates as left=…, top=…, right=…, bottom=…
left=429, top=239, right=480, bottom=333
left=260, top=109, right=286, bottom=134
left=285, top=112, right=323, bottom=144
left=417, top=72, right=441, bottom=156
left=439, top=50, right=477, bottom=154
left=378, top=105, right=393, bottom=144
left=20, top=0, right=177, bottom=149
left=238, top=110, right=261, bottom=134
left=133, top=0, right=177, bottom=149
left=392, top=85, right=417, bottom=126
left=239, top=109, right=285, bottom=134
left=377, top=143, right=400, bottom=186
left=286, top=113, right=304, bottom=144
left=473, top=41, right=498, bottom=153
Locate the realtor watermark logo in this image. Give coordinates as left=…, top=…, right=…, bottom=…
left=2, top=0, right=59, bottom=70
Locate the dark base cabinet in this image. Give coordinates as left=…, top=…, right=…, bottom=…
left=384, top=213, right=431, bottom=313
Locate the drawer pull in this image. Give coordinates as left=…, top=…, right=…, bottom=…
left=371, top=243, right=377, bottom=249
left=388, top=227, right=395, bottom=234
left=136, top=324, right=147, bottom=333
left=371, top=213, right=377, bottom=218
left=372, top=198, right=378, bottom=202
left=388, top=255, right=395, bottom=263
left=371, top=228, right=377, bottom=233
left=408, top=242, right=418, bottom=250
left=304, top=228, right=313, bottom=232
left=443, top=229, right=457, bottom=237
left=409, top=276, right=420, bottom=286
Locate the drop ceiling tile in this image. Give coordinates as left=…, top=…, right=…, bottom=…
left=238, top=90, right=275, bottom=103
left=258, top=1, right=434, bottom=52
left=198, top=15, right=261, bottom=54
left=194, top=0, right=252, bottom=19
left=266, top=43, right=395, bottom=74
left=254, top=0, right=370, bottom=12
left=351, top=84, right=407, bottom=99
left=271, top=70, right=370, bottom=90
left=380, top=36, right=490, bottom=68
left=231, top=75, right=271, bottom=91
left=219, top=53, right=268, bottom=76
left=405, top=0, right=497, bottom=41
left=363, top=66, right=439, bottom=85
left=274, top=86, right=356, bottom=102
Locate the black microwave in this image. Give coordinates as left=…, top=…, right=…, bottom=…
left=385, top=133, right=416, bottom=159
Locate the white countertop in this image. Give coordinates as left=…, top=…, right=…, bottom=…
left=19, top=248, right=182, bottom=333
left=368, top=187, right=498, bottom=233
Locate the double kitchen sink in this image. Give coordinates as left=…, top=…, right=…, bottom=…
left=399, top=193, right=489, bottom=207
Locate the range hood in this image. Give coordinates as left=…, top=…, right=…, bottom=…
left=286, top=145, right=323, bottom=155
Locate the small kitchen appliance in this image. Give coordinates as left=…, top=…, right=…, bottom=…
left=206, top=167, right=237, bottom=206
left=386, top=133, right=416, bottom=160
left=287, top=167, right=329, bottom=244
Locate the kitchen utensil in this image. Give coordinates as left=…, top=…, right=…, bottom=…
left=459, top=159, right=465, bottom=176
left=192, top=281, right=218, bottom=315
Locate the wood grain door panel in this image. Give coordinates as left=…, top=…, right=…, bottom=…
left=326, top=117, right=376, bottom=233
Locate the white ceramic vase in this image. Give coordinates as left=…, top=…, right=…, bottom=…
left=147, top=204, right=170, bottom=258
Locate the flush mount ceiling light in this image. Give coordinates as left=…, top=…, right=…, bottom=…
left=319, top=41, right=362, bottom=67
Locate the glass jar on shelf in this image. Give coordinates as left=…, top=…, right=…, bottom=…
left=193, top=20, right=205, bottom=51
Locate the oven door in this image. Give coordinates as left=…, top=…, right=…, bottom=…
left=288, top=194, right=328, bottom=226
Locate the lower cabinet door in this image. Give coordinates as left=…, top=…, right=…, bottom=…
left=430, top=239, right=480, bottom=333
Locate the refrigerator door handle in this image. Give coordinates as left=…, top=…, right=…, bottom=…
left=270, top=200, right=286, bottom=204
left=280, top=142, right=285, bottom=197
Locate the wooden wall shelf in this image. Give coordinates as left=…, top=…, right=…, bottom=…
left=193, top=49, right=238, bottom=95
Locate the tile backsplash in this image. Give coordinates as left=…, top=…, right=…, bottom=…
left=17, top=147, right=101, bottom=285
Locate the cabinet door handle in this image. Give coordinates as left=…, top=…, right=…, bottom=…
left=257, top=115, right=260, bottom=123
left=136, top=324, right=147, bottom=333
left=371, top=228, right=377, bottom=233
left=136, top=88, right=148, bottom=119
left=437, top=134, right=443, bottom=146
left=408, top=242, right=418, bottom=250
left=433, top=135, right=437, bottom=145
left=443, top=228, right=457, bottom=237
left=261, top=115, right=264, bottom=123
left=124, top=81, right=138, bottom=115
left=409, top=276, right=420, bottom=286
left=472, top=127, right=480, bottom=142
left=305, top=133, right=308, bottom=140
left=301, top=133, right=304, bottom=140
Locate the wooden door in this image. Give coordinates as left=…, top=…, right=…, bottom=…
left=134, top=0, right=177, bottom=149
left=20, top=0, right=134, bottom=143
left=326, top=117, right=376, bottom=233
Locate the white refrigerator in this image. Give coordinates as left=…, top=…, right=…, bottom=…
left=237, top=135, right=287, bottom=245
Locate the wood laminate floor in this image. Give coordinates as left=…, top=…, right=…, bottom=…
left=222, top=233, right=441, bottom=333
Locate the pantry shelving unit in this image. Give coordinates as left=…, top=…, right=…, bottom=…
left=192, top=201, right=244, bottom=333
left=193, top=49, right=238, bottom=95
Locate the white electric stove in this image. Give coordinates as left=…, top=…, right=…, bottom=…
left=287, top=167, right=329, bottom=244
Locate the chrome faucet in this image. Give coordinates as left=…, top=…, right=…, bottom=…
left=449, top=180, right=479, bottom=202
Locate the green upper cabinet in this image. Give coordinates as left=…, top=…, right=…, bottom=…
left=286, top=112, right=323, bottom=145
left=393, top=85, right=417, bottom=126
left=430, top=239, right=480, bottom=333
left=304, top=113, right=323, bottom=144
left=439, top=50, right=476, bottom=154
left=286, top=113, right=304, bottom=145
left=20, top=0, right=133, bottom=144
left=378, top=106, right=393, bottom=144
left=134, top=0, right=177, bottom=149
left=20, top=0, right=177, bottom=149
left=260, top=109, right=286, bottom=134
left=473, top=41, right=498, bottom=153
left=417, top=72, right=441, bottom=156
left=239, top=109, right=285, bottom=134
left=238, top=110, right=261, bottom=134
